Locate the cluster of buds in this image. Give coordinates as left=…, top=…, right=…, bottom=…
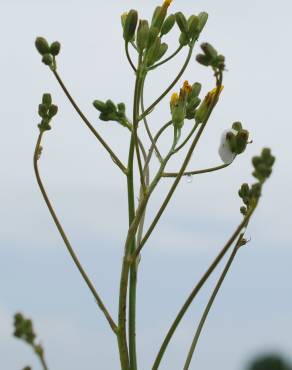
left=252, top=148, right=275, bottom=183
left=185, top=82, right=202, bottom=119
left=38, top=93, right=58, bottom=132
left=218, top=122, right=250, bottom=164
left=238, top=148, right=275, bottom=215
left=93, top=99, right=128, bottom=127
left=175, top=11, right=208, bottom=46
left=35, top=37, right=61, bottom=68
left=121, top=1, right=209, bottom=68
left=170, top=80, right=192, bottom=128
left=196, top=43, right=225, bottom=70
left=14, top=313, right=46, bottom=364
left=14, top=313, right=36, bottom=344
left=195, top=85, right=224, bottom=124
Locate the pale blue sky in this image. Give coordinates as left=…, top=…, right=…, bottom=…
left=0, top=0, right=291, bottom=369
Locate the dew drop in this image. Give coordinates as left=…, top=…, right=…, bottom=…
left=186, top=174, right=193, bottom=183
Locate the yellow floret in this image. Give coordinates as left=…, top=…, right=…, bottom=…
left=170, top=92, right=179, bottom=105
left=163, top=0, right=173, bottom=8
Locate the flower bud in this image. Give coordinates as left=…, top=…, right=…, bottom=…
left=117, top=102, right=126, bottom=113
left=137, top=20, right=149, bottom=52
left=105, top=100, right=116, bottom=112
left=48, top=105, right=58, bottom=118
left=123, top=10, right=138, bottom=42
left=42, top=53, right=53, bottom=66
left=188, top=15, right=199, bottom=39
left=35, top=37, right=50, bottom=55
left=160, top=14, right=176, bottom=36
left=147, top=26, right=160, bottom=49
left=175, top=12, right=188, bottom=35
left=234, top=129, right=249, bottom=154
left=240, top=206, right=247, bottom=215
left=50, top=41, right=61, bottom=56
left=38, top=104, right=48, bottom=118
left=197, top=12, right=208, bottom=33
left=179, top=32, right=189, bottom=46
left=42, top=93, right=52, bottom=107
left=201, top=42, right=218, bottom=60
left=93, top=100, right=107, bottom=113
left=196, top=53, right=211, bottom=66
left=188, top=82, right=201, bottom=101
left=156, top=42, right=168, bottom=61
left=232, top=121, right=242, bottom=131
left=151, top=6, right=167, bottom=30
left=121, top=12, right=128, bottom=29
left=147, top=37, right=161, bottom=66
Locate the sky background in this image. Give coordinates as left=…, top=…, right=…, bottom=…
left=1, top=0, right=291, bottom=369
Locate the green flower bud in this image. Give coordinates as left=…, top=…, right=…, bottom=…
left=234, top=130, right=249, bottom=154
left=123, top=10, right=138, bottom=42
left=240, top=206, right=247, bottom=215
left=160, top=14, right=176, bottom=36
left=93, top=100, right=107, bottom=113
left=201, top=42, right=218, bottom=59
left=186, top=97, right=201, bottom=119
left=179, top=32, right=189, bottom=46
left=197, top=12, right=208, bottom=33
left=232, top=121, right=242, bottom=131
left=50, top=41, right=61, bottom=56
left=121, top=12, right=128, bottom=29
left=35, top=37, right=50, bottom=55
left=147, top=26, right=160, bottom=49
left=175, top=12, right=188, bottom=35
left=188, top=82, right=202, bottom=101
left=156, top=42, right=168, bottom=61
left=48, top=104, right=58, bottom=118
left=196, top=53, right=211, bottom=66
left=151, top=6, right=167, bottom=30
left=188, top=15, right=199, bottom=38
left=117, top=102, right=126, bottom=113
left=105, top=100, right=116, bottom=112
left=147, top=37, right=161, bottom=66
left=137, top=20, right=149, bottom=52
left=42, top=53, right=53, bottom=66
left=38, top=118, right=51, bottom=132
left=38, top=104, right=48, bottom=118
left=42, top=93, right=52, bottom=106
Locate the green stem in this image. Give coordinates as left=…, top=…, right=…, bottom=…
left=140, top=78, right=163, bottom=162
left=174, top=121, right=199, bottom=153
left=33, top=133, right=118, bottom=334
left=52, top=70, right=127, bottom=174
left=125, top=42, right=137, bottom=73
left=142, top=120, right=173, bottom=176
left=183, top=234, right=244, bottom=370
left=151, top=207, right=256, bottom=370
left=162, top=162, right=231, bottom=178
left=148, top=45, right=183, bottom=70
left=138, top=44, right=195, bottom=121
left=136, top=76, right=223, bottom=256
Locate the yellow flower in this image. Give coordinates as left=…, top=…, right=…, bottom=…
left=170, top=92, right=179, bottom=106
left=163, top=0, right=173, bottom=9
left=205, top=85, right=224, bottom=105
left=182, top=80, right=192, bottom=94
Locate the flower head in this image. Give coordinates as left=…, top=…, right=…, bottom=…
left=163, top=0, right=173, bottom=9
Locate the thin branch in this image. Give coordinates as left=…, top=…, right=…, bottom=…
left=148, top=45, right=183, bottom=70
left=162, top=163, right=231, bottom=178
left=173, top=121, right=199, bottom=154
left=140, top=78, right=163, bottom=162
left=33, top=133, right=118, bottom=334
left=125, top=42, right=137, bottom=73
left=138, top=43, right=195, bottom=121
left=52, top=70, right=127, bottom=174
left=142, top=120, right=173, bottom=175
left=183, top=233, right=245, bottom=370
left=135, top=75, right=224, bottom=258
left=151, top=207, right=256, bottom=370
